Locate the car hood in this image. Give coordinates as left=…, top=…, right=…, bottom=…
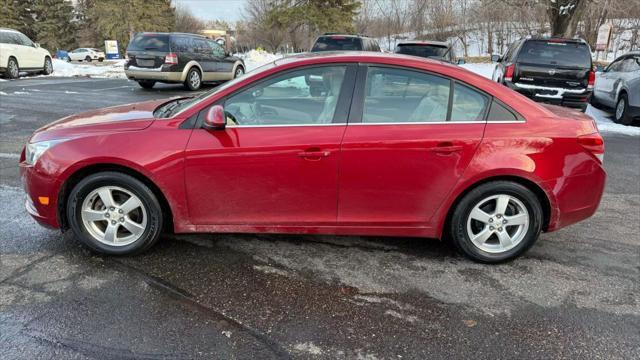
left=30, top=99, right=169, bottom=143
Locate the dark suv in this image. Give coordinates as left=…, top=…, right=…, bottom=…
left=124, top=32, right=245, bottom=90
left=311, top=34, right=381, bottom=52
left=394, top=41, right=458, bottom=63
left=492, top=37, right=594, bottom=111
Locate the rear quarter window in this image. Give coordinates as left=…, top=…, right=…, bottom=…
left=517, top=40, right=591, bottom=68
left=127, top=34, right=170, bottom=52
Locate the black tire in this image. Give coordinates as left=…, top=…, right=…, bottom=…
left=137, top=80, right=156, bottom=89
left=184, top=67, right=202, bottom=91
left=98, top=58, right=104, bottom=62
left=5, top=57, right=19, bottom=79
left=85, top=56, right=92, bottom=62
left=233, top=66, right=244, bottom=79
left=42, top=57, right=53, bottom=75
left=66, top=172, right=163, bottom=255
left=450, top=181, right=543, bottom=263
left=614, top=93, right=633, bottom=125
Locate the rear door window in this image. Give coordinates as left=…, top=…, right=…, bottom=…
left=395, top=44, right=449, bottom=58
left=450, top=83, right=489, bottom=122
left=312, top=36, right=362, bottom=51
left=518, top=40, right=591, bottom=68
left=172, top=36, right=194, bottom=53
left=127, top=33, right=170, bottom=52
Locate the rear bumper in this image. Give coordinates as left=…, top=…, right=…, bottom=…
left=508, top=82, right=591, bottom=110
left=545, top=162, right=606, bottom=232
left=124, top=66, right=183, bottom=82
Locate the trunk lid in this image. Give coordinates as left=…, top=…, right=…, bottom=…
left=126, top=33, right=171, bottom=68
left=515, top=63, right=589, bottom=89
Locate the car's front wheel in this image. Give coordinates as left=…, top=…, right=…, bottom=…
left=67, top=172, right=163, bottom=255
left=614, top=93, right=633, bottom=125
left=450, top=181, right=543, bottom=263
left=137, top=80, right=156, bottom=89
left=42, top=57, right=53, bottom=75
left=85, top=56, right=92, bottom=62
left=184, top=67, right=202, bottom=91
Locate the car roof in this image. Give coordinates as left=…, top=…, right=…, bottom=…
left=397, top=40, right=450, bottom=47
left=136, top=32, right=206, bottom=39
left=524, top=37, right=587, bottom=44
left=0, top=28, right=21, bottom=33
left=317, top=34, right=373, bottom=39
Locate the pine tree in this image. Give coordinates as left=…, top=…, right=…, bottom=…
left=0, top=0, right=32, bottom=33
left=86, top=0, right=175, bottom=54
left=31, top=0, right=77, bottom=51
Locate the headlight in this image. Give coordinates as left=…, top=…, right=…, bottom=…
left=25, top=139, right=67, bottom=165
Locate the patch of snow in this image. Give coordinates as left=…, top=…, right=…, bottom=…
left=12, top=91, right=29, bottom=95
left=586, top=105, right=640, bottom=136
left=236, top=49, right=284, bottom=72
left=293, top=342, right=323, bottom=355
left=460, top=63, right=495, bottom=79
left=0, top=91, right=8, bottom=96
left=48, top=59, right=127, bottom=79
left=383, top=309, right=419, bottom=323
left=252, top=265, right=292, bottom=277
left=64, top=91, right=79, bottom=94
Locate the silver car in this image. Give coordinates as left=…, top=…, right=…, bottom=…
left=592, top=51, right=640, bottom=125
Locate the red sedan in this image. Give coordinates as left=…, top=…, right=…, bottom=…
left=20, top=52, right=606, bottom=262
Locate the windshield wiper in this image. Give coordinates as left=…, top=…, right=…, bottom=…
left=156, top=98, right=193, bottom=118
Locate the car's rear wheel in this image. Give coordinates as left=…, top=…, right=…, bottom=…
left=5, top=58, right=19, bottom=79
left=42, top=57, right=53, bottom=75
left=98, top=58, right=104, bottom=62
left=614, top=93, right=633, bottom=125
left=450, top=181, right=542, bottom=263
left=67, top=172, right=163, bottom=255
left=184, top=67, right=202, bottom=91
left=137, top=80, right=156, bottom=89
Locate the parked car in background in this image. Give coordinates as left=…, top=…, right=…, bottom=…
left=21, top=52, right=606, bottom=263
left=591, top=51, right=640, bottom=125
left=124, top=32, right=245, bottom=90
left=0, top=28, right=53, bottom=79
left=67, top=48, right=105, bottom=62
left=394, top=41, right=459, bottom=63
left=492, top=37, right=594, bottom=111
left=311, top=34, right=381, bottom=52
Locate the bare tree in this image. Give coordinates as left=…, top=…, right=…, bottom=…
left=174, top=5, right=205, bottom=34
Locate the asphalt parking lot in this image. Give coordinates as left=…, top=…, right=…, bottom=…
left=1, top=76, right=639, bottom=359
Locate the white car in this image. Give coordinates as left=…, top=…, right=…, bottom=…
left=0, top=28, right=53, bottom=79
left=67, top=48, right=106, bottom=62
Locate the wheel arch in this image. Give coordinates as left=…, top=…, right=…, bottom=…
left=439, top=175, right=552, bottom=240
left=180, top=61, right=203, bottom=82
left=57, top=163, right=175, bottom=233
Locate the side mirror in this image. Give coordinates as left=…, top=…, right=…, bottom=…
left=203, top=105, right=226, bottom=130
left=595, top=64, right=604, bottom=72
left=491, top=54, right=501, bottom=62
left=457, top=58, right=466, bottom=65
left=34, top=42, right=40, bottom=48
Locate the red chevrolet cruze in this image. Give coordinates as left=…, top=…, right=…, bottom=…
left=20, top=52, right=606, bottom=262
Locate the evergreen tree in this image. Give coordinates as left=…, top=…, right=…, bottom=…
left=86, top=0, right=175, bottom=54
left=0, top=0, right=32, bottom=33
left=31, top=0, right=77, bottom=51
left=269, top=0, right=361, bottom=35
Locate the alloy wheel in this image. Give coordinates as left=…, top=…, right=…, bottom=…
left=81, top=186, right=147, bottom=246
left=234, top=67, right=244, bottom=78
left=44, top=59, right=52, bottom=74
left=8, top=60, right=18, bottom=78
left=189, top=70, right=201, bottom=89
left=616, top=98, right=625, bottom=121
left=466, top=194, right=530, bottom=253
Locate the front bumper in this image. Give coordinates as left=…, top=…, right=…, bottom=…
left=20, top=161, right=61, bottom=229
left=507, top=81, right=591, bottom=110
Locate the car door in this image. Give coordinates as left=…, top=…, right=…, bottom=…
left=210, top=40, right=233, bottom=77
left=16, top=32, right=40, bottom=68
left=184, top=64, right=356, bottom=225
left=193, top=38, right=216, bottom=75
left=598, top=58, right=624, bottom=106
left=338, top=65, right=487, bottom=227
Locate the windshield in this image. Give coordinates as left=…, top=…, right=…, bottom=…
left=127, top=33, right=170, bottom=52
left=518, top=41, right=591, bottom=68
left=312, top=36, right=362, bottom=51
left=396, top=44, right=449, bottom=58
left=169, top=60, right=279, bottom=118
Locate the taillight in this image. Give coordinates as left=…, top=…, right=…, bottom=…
left=504, top=64, right=515, bottom=82
left=165, top=52, right=178, bottom=65
left=578, top=133, right=605, bottom=163
left=587, top=70, right=595, bottom=89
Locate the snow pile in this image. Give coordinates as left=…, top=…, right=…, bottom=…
left=586, top=105, right=640, bottom=136
left=236, top=50, right=283, bottom=72
left=49, top=59, right=127, bottom=79
left=460, top=63, right=496, bottom=79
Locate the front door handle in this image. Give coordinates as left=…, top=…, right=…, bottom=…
left=297, top=149, right=331, bottom=160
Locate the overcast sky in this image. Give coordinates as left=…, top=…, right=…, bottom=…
left=173, top=0, right=247, bottom=22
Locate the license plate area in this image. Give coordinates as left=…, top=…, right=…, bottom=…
left=136, top=59, right=156, bottom=67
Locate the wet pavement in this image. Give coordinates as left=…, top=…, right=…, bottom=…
left=1, top=77, right=639, bottom=359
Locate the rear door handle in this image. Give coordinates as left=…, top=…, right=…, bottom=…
left=429, top=142, right=464, bottom=154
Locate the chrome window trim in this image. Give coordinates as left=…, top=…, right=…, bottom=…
left=223, top=120, right=524, bottom=128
